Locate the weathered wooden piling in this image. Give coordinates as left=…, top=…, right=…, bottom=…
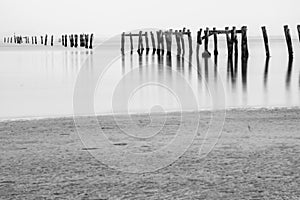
left=175, top=30, right=181, bottom=56
left=241, top=26, right=249, bottom=58
left=62, top=35, right=65, bottom=46
left=89, top=34, right=94, bottom=49
left=74, top=35, right=78, bottom=48
left=160, top=30, right=164, bottom=55
left=150, top=31, right=156, bottom=54
left=44, top=35, right=48, bottom=46
left=121, top=32, right=125, bottom=55
left=261, top=26, right=270, bottom=57
left=297, top=25, right=300, bottom=42
left=231, top=27, right=238, bottom=58
left=64, top=34, right=68, bottom=47
left=51, top=35, right=53, bottom=46
left=156, top=31, right=161, bottom=56
left=137, top=31, right=143, bottom=55
left=35, top=36, right=37, bottom=44
left=129, top=33, right=133, bottom=54
left=283, top=25, right=293, bottom=57
left=202, top=27, right=211, bottom=57
left=166, top=29, right=172, bottom=57
left=70, top=35, right=74, bottom=48
left=85, top=34, right=89, bottom=49
left=187, top=29, right=193, bottom=55
left=213, top=27, right=218, bottom=56
left=145, top=32, right=150, bottom=54
left=179, top=30, right=185, bottom=56
left=196, top=29, right=202, bottom=55
left=41, top=36, right=43, bottom=45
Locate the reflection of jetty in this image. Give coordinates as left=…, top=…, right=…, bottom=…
left=3, top=33, right=94, bottom=49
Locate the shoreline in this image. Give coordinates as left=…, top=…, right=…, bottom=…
left=1, top=105, right=299, bottom=123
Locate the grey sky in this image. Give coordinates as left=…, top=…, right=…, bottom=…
left=0, top=0, right=299, bottom=38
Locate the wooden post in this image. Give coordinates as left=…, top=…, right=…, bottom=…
left=187, top=29, right=193, bottom=55
left=70, top=35, right=74, bottom=48
left=137, top=31, right=142, bottom=55
left=175, top=30, right=181, bottom=57
left=241, top=26, right=249, bottom=58
left=62, top=35, right=65, bottom=46
left=166, top=29, right=172, bottom=57
left=179, top=30, right=185, bottom=56
left=35, top=36, right=37, bottom=44
left=213, top=27, right=218, bottom=56
left=202, top=27, right=211, bottom=57
left=297, top=25, right=300, bottom=42
left=64, top=34, right=68, bottom=47
left=51, top=35, right=54, bottom=46
left=41, top=36, right=43, bottom=45
left=150, top=31, right=156, bottom=54
left=44, top=35, right=48, bottom=46
left=231, top=27, right=238, bottom=58
left=89, top=33, right=94, bottom=49
left=74, top=34, right=78, bottom=48
left=145, top=32, right=150, bottom=54
left=85, top=34, right=89, bottom=49
left=225, top=27, right=231, bottom=56
left=130, top=33, right=133, bottom=54
left=284, top=25, right=293, bottom=57
left=156, top=31, right=161, bottom=56
left=196, top=29, right=202, bottom=56
left=160, top=30, right=164, bottom=55
left=121, top=32, right=125, bottom=55
left=261, top=26, right=270, bottom=57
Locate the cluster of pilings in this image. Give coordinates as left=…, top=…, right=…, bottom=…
left=195, top=26, right=249, bottom=60
left=261, top=25, right=299, bottom=58
left=61, top=33, right=94, bottom=49
left=3, top=34, right=54, bottom=46
left=121, top=28, right=193, bottom=57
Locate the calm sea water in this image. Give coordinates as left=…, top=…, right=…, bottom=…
left=0, top=38, right=300, bottom=120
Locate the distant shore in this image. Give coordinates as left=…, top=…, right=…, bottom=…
left=1, top=108, right=299, bottom=199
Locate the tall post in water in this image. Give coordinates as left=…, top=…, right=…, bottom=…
left=179, top=30, right=185, bottom=57
left=160, top=30, right=164, bottom=55
left=74, top=34, right=78, bottom=48
left=232, top=26, right=238, bottom=58
left=202, top=27, right=211, bottom=57
left=44, top=35, right=48, bottom=46
left=85, top=34, right=89, bottom=49
left=89, top=33, right=94, bottom=49
left=121, top=32, right=125, bottom=55
left=129, top=33, right=133, bottom=54
left=241, top=26, right=249, bottom=58
left=64, top=34, right=68, bottom=47
left=137, top=31, right=143, bottom=55
left=41, top=36, right=44, bottom=45
left=150, top=31, right=156, bottom=54
left=156, top=31, right=161, bottom=56
left=175, top=30, right=181, bottom=57
left=213, top=27, right=218, bottom=56
left=283, top=25, right=293, bottom=57
left=297, top=25, right=300, bottom=42
left=35, top=36, right=37, bottom=44
left=196, top=29, right=202, bottom=56
left=62, top=35, right=65, bottom=46
left=261, top=26, right=270, bottom=57
left=145, top=32, right=150, bottom=55
left=51, top=35, right=54, bottom=46
left=187, top=29, right=193, bottom=55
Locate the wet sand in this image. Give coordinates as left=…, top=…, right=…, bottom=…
left=0, top=108, right=299, bottom=199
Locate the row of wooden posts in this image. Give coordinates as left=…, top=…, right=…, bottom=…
left=121, top=25, right=300, bottom=59
left=121, top=27, right=249, bottom=59
left=3, top=33, right=94, bottom=49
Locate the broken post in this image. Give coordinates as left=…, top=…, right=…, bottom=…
left=187, top=29, right=193, bottom=55
left=130, top=33, right=133, bottom=54
left=89, top=33, right=94, bottom=49
left=150, top=31, right=156, bottom=54
left=145, top=32, right=150, bottom=54
left=179, top=30, right=185, bottom=57
left=196, top=29, right=202, bottom=55
left=297, top=25, right=300, bottom=42
left=121, top=32, right=125, bottom=55
left=202, top=27, right=211, bottom=57
left=261, top=26, right=270, bottom=57
left=74, top=35, right=78, bottom=48
left=213, top=27, right=218, bottom=56
left=241, top=26, right=249, bottom=58
left=175, top=30, right=181, bottom=57
left=283, top=25, right=293, bottom=57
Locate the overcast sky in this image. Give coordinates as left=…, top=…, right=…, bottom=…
left=0, top=0, right=299, bottom=38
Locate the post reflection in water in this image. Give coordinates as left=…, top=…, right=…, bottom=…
left=263, top=56, right=270, bottom=89
left=241, top=57, right=248, bottom=93
left=285, top=57, right=293, bottom=90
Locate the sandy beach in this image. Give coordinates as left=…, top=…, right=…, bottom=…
left=0, top=108, right=299, bottom=199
